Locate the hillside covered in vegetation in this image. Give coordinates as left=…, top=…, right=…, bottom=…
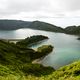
left=0, top=20, right=80, bottom=35
left=0, top=35, right=55, bottom=80
left=16, top=35, right=48, bottom=47
left=0, top=35, right=80, bottom=80
left=0, top=20, right=64, bottom=33
left=65, top=25, right=80, bottom=35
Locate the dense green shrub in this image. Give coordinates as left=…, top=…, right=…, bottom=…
left=19, top=63, right=54, bottom=76
left=37, top=45, right=53, bottom=54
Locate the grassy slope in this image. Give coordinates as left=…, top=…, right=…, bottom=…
left=0, top=36, right=80, bottom=80
left=1, top=61, right=80, bottom=80
left=0, top=36, right=54, bottom=80
left=51, top=61, right=80, bottom=80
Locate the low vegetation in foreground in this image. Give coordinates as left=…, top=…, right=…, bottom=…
left=0, top=35, right=80, bottom=80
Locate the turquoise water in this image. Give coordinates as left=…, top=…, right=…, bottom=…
left=0, top=28, right=80, bottom=69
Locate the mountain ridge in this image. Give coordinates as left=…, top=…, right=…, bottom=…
left=0, top=19, right=64, bottom=33
left=0, top=19, right=80, bottom=35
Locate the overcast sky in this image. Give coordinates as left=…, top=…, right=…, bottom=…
left=0, top=0, right=80, bottom=27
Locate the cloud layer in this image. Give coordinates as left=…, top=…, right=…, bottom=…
left=0, top=0, right=80, bottom=19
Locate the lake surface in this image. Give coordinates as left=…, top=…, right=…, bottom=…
left=0, top=28, right=80, bottom=69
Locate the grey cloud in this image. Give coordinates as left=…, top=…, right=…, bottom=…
left=0, top=0, right=80, bottom=18
left=54, top=0, right=80, bottom=11
left=2, top=0, right=48, bottom=14
left=0, top=0, right=46, bottom=16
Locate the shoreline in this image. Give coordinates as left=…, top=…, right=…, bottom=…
left=0, top=38, right=24, bottom=43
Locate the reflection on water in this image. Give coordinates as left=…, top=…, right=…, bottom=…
left=0, top=28, right=80, bottom=69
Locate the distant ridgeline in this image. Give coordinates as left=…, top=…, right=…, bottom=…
left=0, top=20, right=80, bottom=35
left=0, top=20, right=64, bottom=32
left=64, top=25, right=80, bottom=35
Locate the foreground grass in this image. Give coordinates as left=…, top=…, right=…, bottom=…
left=0, top=61, right=80, bottom=80
left=0, top=64, right=54, bottom=80
left=50, top=61, right=80, bottom=80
